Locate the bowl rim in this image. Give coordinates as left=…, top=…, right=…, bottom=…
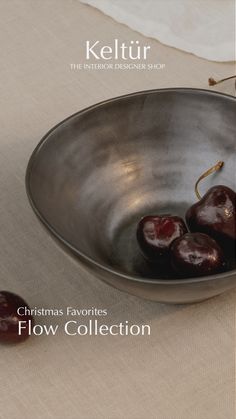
left=25, top=87, right=236, bottom=285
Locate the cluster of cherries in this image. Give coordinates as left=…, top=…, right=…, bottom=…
left=137, top=162, right=236, bottom=278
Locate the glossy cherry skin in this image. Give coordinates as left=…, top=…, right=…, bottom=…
left=170, top=232, right=225, bottom=277
left=0, top=291, right=33, bottom=344
left=186, top=185, right=236, bottom=254
left=137, top=215, right=187, bottom=262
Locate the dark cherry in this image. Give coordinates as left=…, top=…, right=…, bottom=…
left=0, top=291, right=33, bottom=344
left=186, top=162, right=236, bottom=254
left=137, top=215, right=187, bottom=261
left=171, top=232, right=225, bottom=277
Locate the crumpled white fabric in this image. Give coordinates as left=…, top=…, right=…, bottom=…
left=80, top=0, right=235, bottom=62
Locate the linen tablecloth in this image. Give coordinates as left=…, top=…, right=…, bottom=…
left=0, top=1, right=235, bottom=418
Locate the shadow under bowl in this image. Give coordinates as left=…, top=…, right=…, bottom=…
left=26, top=88, right=236, bottom=303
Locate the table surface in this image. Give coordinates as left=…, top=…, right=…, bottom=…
left=0, top=1, right=235, bottom=419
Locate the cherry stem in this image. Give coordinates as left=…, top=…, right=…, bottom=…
left=195, top=161, right=224, bottom=200
left=208, top=75, right=236, bottom=86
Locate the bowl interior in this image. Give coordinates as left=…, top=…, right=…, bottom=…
left=27, top=89, right=236, bottom=280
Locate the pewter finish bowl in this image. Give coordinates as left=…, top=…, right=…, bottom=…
left=26, top=89, right=236, bottom=303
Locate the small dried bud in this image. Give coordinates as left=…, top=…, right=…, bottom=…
left=208, top=77, right=217, bottom=86
left=208, top=74, right=236, bottom=87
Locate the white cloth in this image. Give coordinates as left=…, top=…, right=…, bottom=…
left=80, top=0, right=235, bottom=62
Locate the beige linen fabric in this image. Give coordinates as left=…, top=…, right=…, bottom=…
left=0, top=1, right=235, bottom=419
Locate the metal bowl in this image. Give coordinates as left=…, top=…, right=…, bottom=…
left=26, top=88, right=236, bottom=303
